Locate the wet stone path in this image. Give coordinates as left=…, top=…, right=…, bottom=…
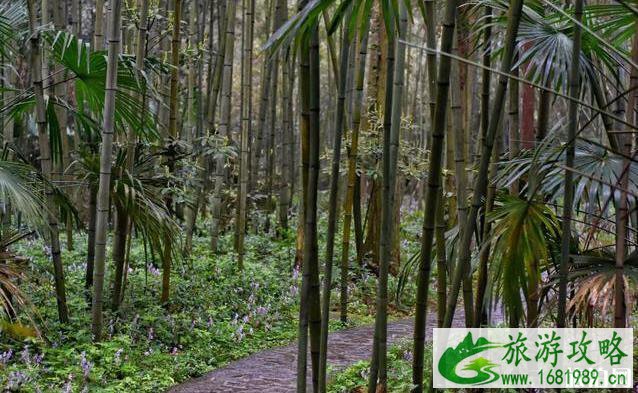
left=168, top=310, right=467, bottom=393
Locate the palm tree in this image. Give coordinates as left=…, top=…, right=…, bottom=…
left=91, top=0, right=123, bottom=340
left=26, top=0, right=69, bottom=324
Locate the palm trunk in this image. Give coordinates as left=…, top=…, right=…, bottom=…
left=411, top=0, right=458, bottom=388
left=91, top=0, right=122, bottom=340
left=557, top=0, right=584, bottom=328
left=318, top=9, right=352, bottom=391
left=27, top=0, right=69, bottom=324
left=339, top=23, right=370, bottom=324
left=210, top=0, right=237, bottom=253
left=236, top=0, right=255, bottom=268
left=443, top=0, right=524, bottom=328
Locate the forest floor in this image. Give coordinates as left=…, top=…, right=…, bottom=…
left=169, top=310, right=468, bottom=393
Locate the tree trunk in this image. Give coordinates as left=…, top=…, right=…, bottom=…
left=557, top=0, right=585, bottom=328
left=91, top=0, right=122, bottom=340
left=160, top=0, right=181, bottom=304
left=473, top=7, right=495, bottom=325
left=236, top=0, right=255, bottom=267
left=250, top=0, right=274, bottom=193
left=111, top=202, right=128, bottom=311
left=210, top=0, right=237, bottom=253
left=369, top=4, right=406, bottom=392
left=296, top=16, right=322, bottom=393
left=339, top=23, right=370, bottom=324
left=444, top=0, right=525, bottom=328
left=27, top=0, right=70, bottom=324
left=85, top=186, right=97, bottom=291
left=318, top=8, right=352, bottom=390
left=613, top=10, right=636, bottom=329
left=411, top=0, right=458, bottom=388
left=94, top=0, right=105, bottom=50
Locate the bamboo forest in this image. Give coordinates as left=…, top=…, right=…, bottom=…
left=0, top=0, right=637, bottom=391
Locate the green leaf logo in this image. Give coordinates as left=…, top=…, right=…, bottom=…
left=438, top=332, right=503, bottom=385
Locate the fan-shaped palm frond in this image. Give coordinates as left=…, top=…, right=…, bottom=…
left=486, top=194, right=560, bottom=323
left=546, top=251, right=637, bottom=325
left=497, top=131, right=638, bottom=225
left=0, top=158, right=47, bottom=228
left=71, top=147, right=180, bottom=264
left=0, top=0, right=27, bottom=58
left=44, top=31, right=162, bottom=141
left=473, top=0, right=625, bottom=94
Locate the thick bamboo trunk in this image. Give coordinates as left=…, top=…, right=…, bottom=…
left=318, top=9, right=352, bottom=390
left=411, top=0, right=458, bottom=388
left=91, top=0, right=122, bottom=340
left=27, top=0, right=69, bottom=324
left=369, top=5, right=406, bottom=392
left=94, top=0, right=105, bottom=50
left=296, top=17, right=322, bottom=393
left=443, top=0, right=524, bottom=328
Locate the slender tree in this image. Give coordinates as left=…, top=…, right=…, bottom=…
left=160, top=0, right=182, bottom=304
left=27, top=0, right=69, bottom=324
left=369, top=3, right=406, bottom=391
left=318, top=8, right=351, bottom=391
left=411, top=0, right=459, bottom=389
left=340, top=23, right=370, bottom=324
left=472, top=5, right=495, bottom=328
left=210, top=0, right=237, bottom=252
left=557, top=0, right=585, bottom=329
left=444, top=0, right=525, bottom=328
left=296, top=16, right=322, bottom=393
left=91, top=0, right=123, bottom=340
left=237, top=0, right=255, bottom=268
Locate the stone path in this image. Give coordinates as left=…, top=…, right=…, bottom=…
left=168, top=310, right=467, bottom=393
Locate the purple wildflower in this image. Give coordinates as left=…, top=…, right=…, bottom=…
left=0, top=349, right=13, bottom=365
left=80, top=352, right=93, bottom=380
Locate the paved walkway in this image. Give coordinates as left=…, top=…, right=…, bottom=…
left=168, top=310, right=467, bottom=393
